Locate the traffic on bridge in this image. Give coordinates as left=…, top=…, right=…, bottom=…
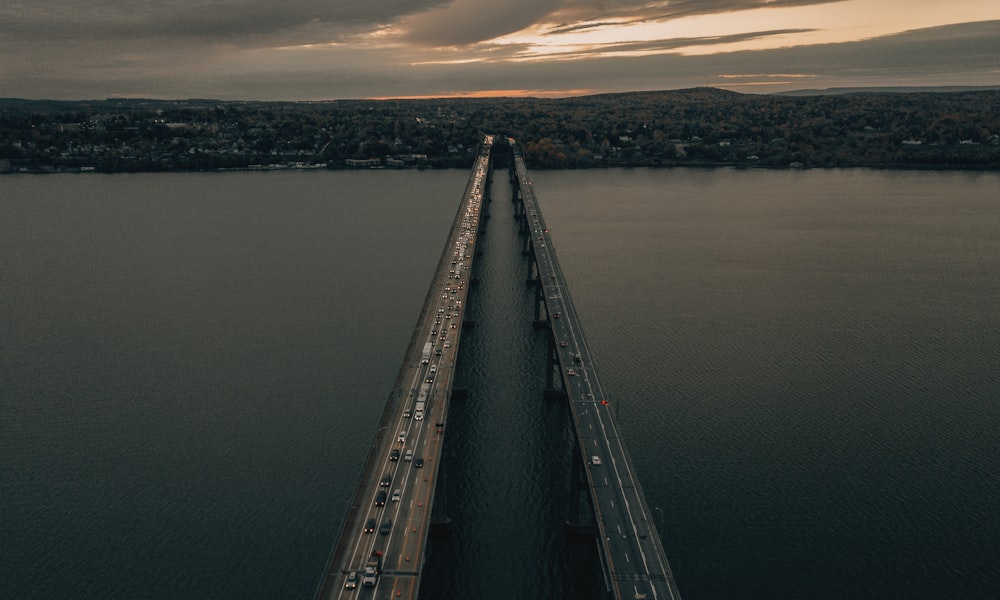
left=316, top=135, right=681, bottom=600
left=314, top=136, right=494, bottom=600
left=511, top=139, right=683, bottom=600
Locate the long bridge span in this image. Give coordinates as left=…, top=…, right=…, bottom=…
left=313, top=135, right=682, bottom=600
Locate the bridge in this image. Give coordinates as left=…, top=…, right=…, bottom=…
left=313, top=135, right=682, bottom=600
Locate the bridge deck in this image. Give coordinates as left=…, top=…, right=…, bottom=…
left=512, top=141, right=683, bottom=600
left=313, top=136, right=494, bottom=600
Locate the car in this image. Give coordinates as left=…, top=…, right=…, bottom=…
left=380, top=473, right=391, bottom=487
left=566, top=368, right=576, bottom=376
left=379, top=519, right=393, bottom=535
left=591, top=456, right=602, bottom=466
left=364, top=518, right=376, bottom=533
left=375, top=490, right=387, bottom=506
left=389, top=449, right=400, bottom=461
left=559, top=341, right=568, bottom=347
left=344, top=571, right=359, bottom=590
left=398, top=431, right=406, bottom=443
left=553, top=312, right=560, bottom=319
left=414, top=457, right=424, bottom=468
left=404, top=450, right=413, bottom=462
left=391, top=489, right=401, bottom=502
left=403, top=409, right=411, bottom=419
left=444, top=341, right=451, bottom=348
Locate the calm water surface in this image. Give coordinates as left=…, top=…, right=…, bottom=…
left=2, top=167, right=999, bottom=599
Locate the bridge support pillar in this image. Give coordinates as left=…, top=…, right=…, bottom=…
left=543, top=329, right=568, bottom=399
left=430, top=462, right=452, bottom=534
left=546, top=331, right=558, bottom=391
left=526, top=246, right=539, bottom=285
left=566, top=438, right=596, bottom=533
left=531, top=272, right=547, bottom=326
left=431, top=394, right=452, bottom=532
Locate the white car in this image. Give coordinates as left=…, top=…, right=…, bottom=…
left=591, top=456, right=602, bottom=466
left=344, top=571, right=358, bottom=590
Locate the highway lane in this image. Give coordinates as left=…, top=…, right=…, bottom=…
left=320, top=136, right=493, bottom=600
left=511, top=141, right=682, bottom=600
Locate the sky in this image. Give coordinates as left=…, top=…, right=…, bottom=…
left=2, top=0, right=999, bottom=100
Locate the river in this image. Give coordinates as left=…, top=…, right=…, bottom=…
left=2, top=167, right=998, bottom=599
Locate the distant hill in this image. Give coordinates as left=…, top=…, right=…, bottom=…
left=776, top=85, right=1000, bottom=96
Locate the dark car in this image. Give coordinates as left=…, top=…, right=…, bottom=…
left=414, top=457, right=424, bottom=468
left=389, top=449, right=400, bottom=461
left=379, top=519, right=393, bottom=535
left=380, top=473, right=391, bottom=487
left=364, top=518, right=376, bottom=533
left=375, top=490, right=387, bottom=506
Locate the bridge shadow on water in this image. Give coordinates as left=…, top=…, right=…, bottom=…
left=418, top=169, right=603, bottom=600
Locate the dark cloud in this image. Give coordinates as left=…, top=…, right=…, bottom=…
left=0, top=0, right=446, bottom=45
left=401, top=0, right=564, bottom=46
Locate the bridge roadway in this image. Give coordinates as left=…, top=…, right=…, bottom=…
left=511, top=139, right=683, bottom=600
left=314, top=135, right=494, bottom=600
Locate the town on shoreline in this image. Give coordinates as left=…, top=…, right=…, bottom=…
left=2, top=88, right=998, bottom=174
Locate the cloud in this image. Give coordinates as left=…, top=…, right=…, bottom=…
left=0, top=0, right=445, bottom=46
left=545, top=0, right=847, bottom=32
left=396, top=0, right=846, bottom=46
left=1, top=0, right=997, bottom=101
left=506, top=29, right=816, bottom=61
left=0, top=0, right=445, bottom=97
left=400, top=0, right=564, bottom=46
left=370, top=19, right=1000, bottom=98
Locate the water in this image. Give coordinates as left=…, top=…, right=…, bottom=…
left=2, top=167, right=999, bottom=599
